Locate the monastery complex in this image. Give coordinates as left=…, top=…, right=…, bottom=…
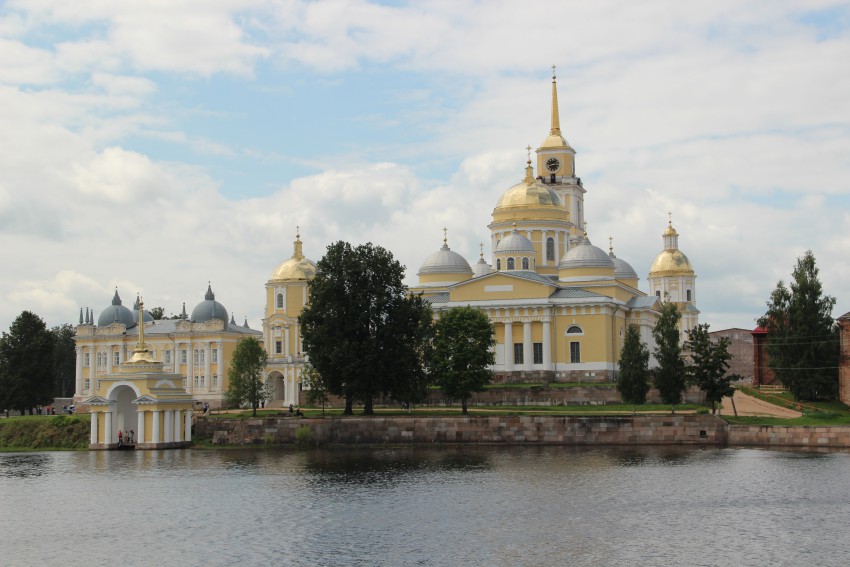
left=73, top=72, right=700, bottom=423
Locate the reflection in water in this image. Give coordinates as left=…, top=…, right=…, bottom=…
left=1, top=446, right=850, bottom=566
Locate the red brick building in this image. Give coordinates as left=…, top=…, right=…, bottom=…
left=751, top=326, right=776, bottom=386
left=839, top=312, right=850, bottom=405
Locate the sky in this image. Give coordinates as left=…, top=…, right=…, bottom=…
left=1, top=0, right=848, bottom=334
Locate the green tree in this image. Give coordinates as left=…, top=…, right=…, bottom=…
left=50, top=324, right=76, bottom=398
left=652, top=301, right=686, bottom=413
left=685, top=323, right=735, bottom=414
left=302, top=364, right=329, bottom=413
left=149, top=307, right=165, bottom=320
left=225, top=337, right=269, bottom=416
left=758, top=250, right=839, bottom=400
left=0, top=311, right=56, bottom=413
left=430, top=306, right=495, bottom=414
left=617, top=325, right=650, bottom=414
left=300, top=241, right=432, bottom=415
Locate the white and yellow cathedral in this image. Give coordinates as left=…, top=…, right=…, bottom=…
left=74, top=71, right=698, bottom=421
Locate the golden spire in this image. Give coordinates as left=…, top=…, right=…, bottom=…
left=136, top=297, right=146, bottom=351
left=293, top=227, right=304, bottom=260
left=550, top=65, right=561, bottom=137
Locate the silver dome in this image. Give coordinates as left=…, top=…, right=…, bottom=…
left=496, top=229, right=534, bottom=254
left=132, top=295, right=154, bottom=323
left=558, top=237, right=615, bottom=270
left=418, top=243, right=473, bottom=276
left=610, top=252, right=639, bottom=280
left=97, top=289, right=136, bottom=328
left=190, top=284, right=229, bottom=326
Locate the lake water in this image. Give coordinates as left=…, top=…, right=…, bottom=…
left=1, top=446, right=849, bottom=566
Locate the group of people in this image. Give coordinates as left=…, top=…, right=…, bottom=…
left=117, top=429, right=135, bottom=447
left=288, top=404, right=304, bottom=417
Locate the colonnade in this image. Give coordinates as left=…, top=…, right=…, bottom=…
left=500, top=316, right=553, bottom=372
left=89, top=408, right=193, bottom=446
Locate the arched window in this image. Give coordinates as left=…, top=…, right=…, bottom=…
left=546, top=237, right=555, bottom=261
left=276, top=293, right=284, bottom=309
left=507, top=257, right=515, bottom=270
left=686, top=290, right=692, bottom=302
left=496, top=258, right=501, bottom=270
left=522, top=257, right=529, bottom=270
left=567, top=325, right=583, bottom=335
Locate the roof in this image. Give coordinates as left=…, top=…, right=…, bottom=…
left=626, top=296, right=660, bottom=309
left=549, top=288, right=608, bottom=299
left=422, top=292, right=450, bottom=305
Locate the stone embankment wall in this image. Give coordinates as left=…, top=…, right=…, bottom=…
left=196, top=414, right=726, bottom=446
left=728, top=425, right=850, bottom=448
left=299, top=386, right=704, bottom=408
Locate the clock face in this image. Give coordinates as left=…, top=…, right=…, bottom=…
left=546, top=157, right=560, bottom=172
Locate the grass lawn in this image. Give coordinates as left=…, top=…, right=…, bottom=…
left=486, top=382, right=616, bottom=389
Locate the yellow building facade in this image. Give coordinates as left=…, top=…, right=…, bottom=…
left=410, top=71, right=699, bottom=381
left=74, top=287, right=262, bottom=410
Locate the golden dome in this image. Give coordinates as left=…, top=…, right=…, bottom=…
left=649, top=249, right=694, bottom=276
left=540, top=133, right=571, bottom=150
left=270, top=230, right=316, bottom=283
left=495, top=159, right=561, bottom=209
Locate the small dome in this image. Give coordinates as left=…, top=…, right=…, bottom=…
left=418, top=242, right=473, bottom=276
left=649, top=250, right=694, bottom=276
left=97, top=289, right=136, bottom=328
left=608, top=246, right=638, bottom=281
left=132, top=295, right=154, bottom=324
left=270, top=231, right=317, bottom=282
left=540, top=133, right=571, bottom=150
left=496, top=228, right=534, bottom=254
left=190, top=284, right=229, bottom=326
left=558, top=236, right=615, bottom=270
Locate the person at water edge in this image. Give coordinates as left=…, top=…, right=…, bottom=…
left=128, top=430, right=134, bottom=444
left=288, top=403, right=294, bottom=415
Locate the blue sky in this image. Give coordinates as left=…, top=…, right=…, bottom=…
left=1, top=0, right=849, bottom=333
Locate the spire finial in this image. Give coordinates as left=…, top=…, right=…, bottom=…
left=524, top=146, right=535, bottom=183
left=609, top=236, right=613, bottom=254
left=668, top=211, right=672, bottom=227
left=443, top=227, right=448, bottom=245
left=296, top=225, right=300, bottom=240
left=293, top=227, right=304, bottom=259
left=552, top=64, right=556, bottom=80
left=550, top=65, right=561, bottom=136
left=479, top=242, right=484, bottom=259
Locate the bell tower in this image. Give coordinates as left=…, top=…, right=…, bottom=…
left=535, top=66, right=585, bottom=235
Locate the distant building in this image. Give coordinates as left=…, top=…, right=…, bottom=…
left=708, top=328, right=754, bottom=381
left=751, top=325, right=776, bottom=386
left=838, top=312, right=850, bottom=405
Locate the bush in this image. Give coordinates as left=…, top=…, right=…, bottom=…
left=294, top=425, right=311, bottom=446
left=696, top=407, right=710, bottom=415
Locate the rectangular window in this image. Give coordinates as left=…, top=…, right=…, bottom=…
left=113, top=351, right=120, bottom=366
left=275, top=341, right=282, bottom=354
left=182, top=378, right=187, bottom=389
left=84, top=378, right=91, bottom=391
left=212, top=348, right=218, bottom=363
left=513, top=343, right=524, bottom=365
left=212, top=374, right=218, bottom=388
left=533, top=342, right=543, bottom=364
left=570, top=341, right=581, bottom=363
left=194, top=376, right=199, bottom=388
left=656, top=290, right=661, bottom=298
left=181, top=349, right=187, bottom=364
left=194, top=350, right=199, bottom=365
left=200, top=375, right=205, bottom=387
left=165, top=350, right=172, bottom=364
left=84, top=353, right=90, bottom=367
left=686, top=290, right=692, bottom=302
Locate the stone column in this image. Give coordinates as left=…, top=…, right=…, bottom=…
left=76, top=347, right=83, bottom=397
left=152, top=410, right=161, bottom=444
left=164, top=410, right=174, bottom=443
left=542, top=315, right=552, bottom=370
left=216, top=342, right=223, bottom=392
left=284, top=326, right=291, bottom=357
left=184, top=410, right=192, bottom=443
left=104, top=411, right=113, bottom=445
left=504, top=320, right=513, bottom=372
left=173, top=410, right=182, bottom=443
left=90, top=412, right=98, bottom=444
left=523, top=320, right=532, bottom=371
left=137, top=410, right=145, bottom=444
left=187, top=342, right=193, bottom=393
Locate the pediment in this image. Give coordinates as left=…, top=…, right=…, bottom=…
left=81, top=396, right=111, bottom=405
left=132, top=395, right=157, bottom=404
left=449, top=271, right=556, bottom=302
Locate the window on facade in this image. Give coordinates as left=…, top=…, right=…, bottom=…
left=181, top=349, right=187, bottom=364
left=522, top=257, right=529, bottom=270
left=84, top=353, right=90, bottom=367
left=212, top=348, right=218, bottom=363
left=507, top=258, right=515, bottom=270
left=165, top=351, right=172, bottom=364
left=200, top=375, right=205, bottom=387
left=113, top=352, right=120, bottom=366
left=570, top=341, right=581, bottom=363
left=533, top=342, right=543, bottom=364
left=656, top=290, right=661, bottom=298
left=513, top=343, right=524, bottom=365
left=567, top=325, right=583, bottom=335
left=212, top=374, right=218, bottom=388
left=275, top=341, right=282, bottom=354
left=686, top=290, right=692, bottom=302
left=546, top=237, right=555, bottom=261
left=84, top=378, right=91, bottom=391
left=182, top=378, right=187, bottom=389
left=194, top=349, right=205, bottom=366
left=194, top=376, right=199, bottom=388
left=277, top=293, right=284, bottom=309
left=496, top=259, right=501, bottom=270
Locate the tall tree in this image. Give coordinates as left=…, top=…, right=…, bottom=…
left=652, top=301, right=686, bottom=413
left=51, top=324, right=76, bottom=398
left=300, top=241, right=431, bottom=415
left=758, top=250, right=839, bottom=400
left=430, top=306, right=495, bottom=414
left=617, top=325, right=650, bottom=414
left=0, top=311, right=56, bottom=413
left=149, top=307, right=165, bottom=320
left=225, top=337, right=269, bottom=416
left=685, top=323, right=735, bottom=414
left=302, top=364, right=329, bottom=414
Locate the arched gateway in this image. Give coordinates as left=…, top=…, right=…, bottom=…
left=82, top=300, right=195, bottom=450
